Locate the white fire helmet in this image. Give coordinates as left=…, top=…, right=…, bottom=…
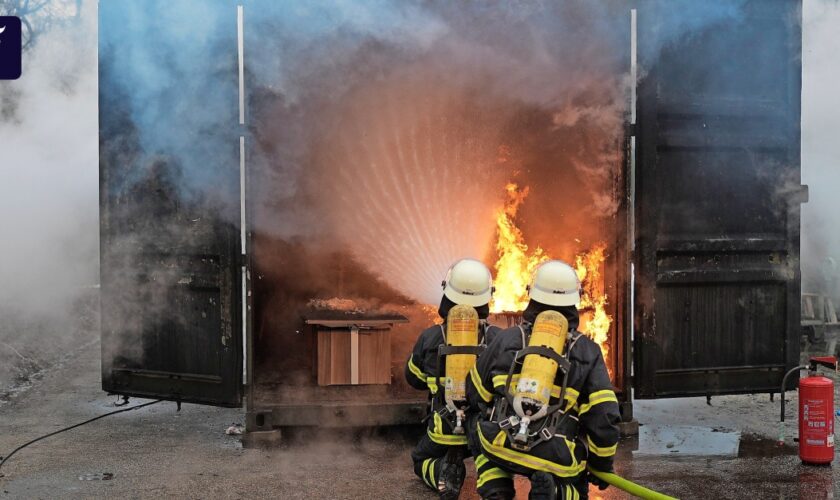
left=441, top=259, right=494, bottom=307
left=527, top=260, right=581, bottom=307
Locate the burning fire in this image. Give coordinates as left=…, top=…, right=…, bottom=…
left=490, top=183, right=548, bottom=313
left=490, top=183, right=612, bottom=364
left=575, top=244, right=611, bottom=364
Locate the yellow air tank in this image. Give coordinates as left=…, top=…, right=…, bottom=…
left=444, top=304, right=480, bottom=410
left=512, top=310, right=569, bottom=421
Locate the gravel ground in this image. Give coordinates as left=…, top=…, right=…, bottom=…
left=0, top=291, right=98, bottom=405
left=0, top=335, right=837, bottom=498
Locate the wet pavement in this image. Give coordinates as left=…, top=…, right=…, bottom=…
left=0, top=340, right=837, bottom=499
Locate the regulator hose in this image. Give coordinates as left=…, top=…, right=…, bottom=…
left=588, top=467, right=679, bottom=500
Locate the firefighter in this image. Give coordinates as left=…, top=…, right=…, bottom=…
left=406, top=258, right=502, bottom=499
left=465, top=260, right=620, bottom=500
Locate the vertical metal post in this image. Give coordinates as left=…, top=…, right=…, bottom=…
left=236, top=4, right=249, bottom=394
left=624, top=7, right=638, bottom=420
left=237, top=5, right=245, bottom=127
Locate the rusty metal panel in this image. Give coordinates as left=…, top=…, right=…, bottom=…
left=99, top=1, right=243, bottom=407
left=634, top=0, right=803, bottom=397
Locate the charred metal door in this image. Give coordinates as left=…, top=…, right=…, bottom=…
left=99, top=1, right=244, bottom=407
left=634, top=0, right=804, bottom=397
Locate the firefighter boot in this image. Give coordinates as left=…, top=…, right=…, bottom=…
left=438, top=447, right=466, bottom=500
left=528, top=471, right=558, bottom=500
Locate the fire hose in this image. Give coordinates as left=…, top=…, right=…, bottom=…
left=0, top=399, right=161, bottom=477
left=588, top=467, right=679, bottom=500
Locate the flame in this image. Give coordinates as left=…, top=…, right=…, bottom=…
left=575, top=244, right=611, bottom=364
left=490, top=183, right=548, bottom=313
left=490, top=183, right=612, bottom=368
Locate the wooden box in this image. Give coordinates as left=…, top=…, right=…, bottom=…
left=316, top=327, right=391, bottom=386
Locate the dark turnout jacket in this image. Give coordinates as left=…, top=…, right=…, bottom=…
left=465, top=303, right=620, bottom=477
left=405, top=297, right=502, bottom=446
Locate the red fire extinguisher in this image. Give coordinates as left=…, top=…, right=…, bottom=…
left=780, top=356, right=836, bottom=465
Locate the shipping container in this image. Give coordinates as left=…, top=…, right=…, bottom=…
left=99, top=0, right=804, bottom=432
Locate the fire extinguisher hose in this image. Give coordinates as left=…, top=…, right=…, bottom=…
left=778, top=364, right=807, bottom=444
left=587, top=467, right=679, bottom=500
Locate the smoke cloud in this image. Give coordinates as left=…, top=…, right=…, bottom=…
left=6, top=1, right=828, bottom=393
left=93, top=1, right=763, bottom=306
left=802, top=0, right=840, bottom=294
left=247, top=2, right=630, bottom=304
left=0, top=2, right=98, bottom=313
left=0, top=1, right=98, bottom=397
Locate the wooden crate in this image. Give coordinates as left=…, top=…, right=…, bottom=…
left=317, top=327, right=391, bottom=386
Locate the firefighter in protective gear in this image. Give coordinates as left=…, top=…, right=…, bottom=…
left=406, top=258, right=502, bottom=499
left=466, top=260, right=620, bottom=500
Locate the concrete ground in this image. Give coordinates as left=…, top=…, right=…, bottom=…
left=0, top=339, right=838, bottom=499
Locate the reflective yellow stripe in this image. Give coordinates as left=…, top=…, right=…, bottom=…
left=477, top=467, right=512, bottom=487
left=426, top=377, right=439, bottom=394
left=492, top=374, right=520, bottom=388
left=429, top=458, right=437, bottom=487
left=470, top=366, right=492, bottom=403
left=428, top=413, right=468, bottom=445
left=408, top=357, right=427, bottom=380
left=478, top=427, right=585, bottom=478
left=565, top=387, right=580, bottom=410
left=475, top=454, right=489, bottom=470
left=428, top=429, right=468, bottom=445
left=422, top=458, right=435, bottom=488
left=586, top=435, right=617, bottom=457
left=588, top=389, right=617, bottom=403
left=578, top=390, right=618, bottom=415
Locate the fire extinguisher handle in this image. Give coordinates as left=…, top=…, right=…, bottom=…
left=808, top=356, right=838, bottom=372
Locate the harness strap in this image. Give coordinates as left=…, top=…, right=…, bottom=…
left=514, top=346, right=571, bottom=372
left=492, top=322, right=583, bottom=450
left=438, top=345, right=485, bottom=356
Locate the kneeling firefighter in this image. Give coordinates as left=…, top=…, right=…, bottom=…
left=406, top=258, right=503, bottom=499
left=466, top=260, right=620, bottom=500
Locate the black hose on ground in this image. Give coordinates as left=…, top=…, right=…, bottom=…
left=0, top=399, right=162, bottom=477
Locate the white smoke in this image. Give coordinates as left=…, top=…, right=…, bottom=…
left=0, top=2, right=98, bottom=314
left=802, top=0, right=840, bottom=293
left=0, top=0, right=834, bottom=310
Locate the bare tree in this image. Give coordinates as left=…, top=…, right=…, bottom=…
left=1, top=0, right=83, bottom=50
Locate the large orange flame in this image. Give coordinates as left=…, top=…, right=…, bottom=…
left=490, top=183, right=612, bottom=366
left=575, top=244, right=611, bottom=364
left=490, top=183, right=548, bottom=313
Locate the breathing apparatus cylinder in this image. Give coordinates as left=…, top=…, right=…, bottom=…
left=513, top=310, right=570, bottom=422
left=444, top=304, right=480, bottom=416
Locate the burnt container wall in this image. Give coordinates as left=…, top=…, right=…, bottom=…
left=99, top=1, right=244, bottom=407
left=635, top=0, right=803, bottom=397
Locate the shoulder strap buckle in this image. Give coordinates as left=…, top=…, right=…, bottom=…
left=540, top=427, right=553, bottom=441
